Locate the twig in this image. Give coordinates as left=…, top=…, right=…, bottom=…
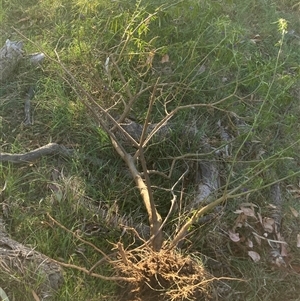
left=47, top=213, right=111, bottom=261
left=142, top=85, right=238, bottom=148
left=88, top=255, right=117, bottom=275
left=53, top=51, right=140, bottom=149
left=169, top=167, right=300, bottom=249
left=117, top=82, right=174, bottom=123
left=157, top=165, right=189, bottom=238
left=50, top=258, right=135, bottom=282
left=136, top=81, right=163, bottom=250
left=251, top=232, right=287, bottom=245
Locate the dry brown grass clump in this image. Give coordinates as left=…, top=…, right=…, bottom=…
left=115, top=244, right=213, bottom=301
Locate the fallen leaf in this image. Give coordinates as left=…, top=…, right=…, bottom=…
left=250, top=34, right=262, bottom=44
left=233, top=209, right=244, bottom=214
left=281, top=243, right=288, bottom=257
left=262, top=217, right=275, bottom=233
left=257, top=212, right=263, bottom=225
left=233, top=212, right=247, bottom=230
left=274, top=256, right=286, bottom=267
left=247, top=238, right=254, bottom=248
left=248, top=251, right=260, bottom=262
left=290, top=206, right=299, bottom=218
left=31, top=289, right=40, bottom=301
left=240, top=206, right=256, bottom=218
left=253, top=234, right=261, bottom=246
left=161, top=54, right=169, bottom=63
left=146, top=50, right=155, bottom=66
left=228, top=230, right=240, bottom=242
left=0, top=287, right=9, bottom=301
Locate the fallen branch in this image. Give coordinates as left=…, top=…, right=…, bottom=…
left=0, top=218, right=63, bottom=300
left=46, top=214, right=135, bottom=282
left=0, top=143, right=74, bottom=163
left=0, top=39, right=24, bottom=82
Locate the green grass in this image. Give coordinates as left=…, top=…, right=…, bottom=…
left=1, top=0, right=300, bottom=300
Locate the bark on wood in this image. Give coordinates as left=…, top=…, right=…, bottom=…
left=0, top=41, right=64, bottom=299
left=0, top=143, right=74, bottom=163
left=193, top=141, right=220, bottom=209
left=0, top=40, right=45, bottom=83
left=270, top=183, right=283, bottom=232
left=269, top=181, right=286, bottom=266
left=0, top=40, right=24, bottom=82
left=0, top=218, right=63, bottom=300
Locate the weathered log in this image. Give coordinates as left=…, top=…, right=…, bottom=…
left=0, top=218, right=63, bottom=300
left=0, top=39, right=24, bottom=82
left=0, top=143, right=74, bottom=163
left=0, top=40, right=45, bottom=83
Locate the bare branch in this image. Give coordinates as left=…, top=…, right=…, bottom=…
left=50, top=258, right=135, bottom=282
left=47, top=214, right=111, bottom=260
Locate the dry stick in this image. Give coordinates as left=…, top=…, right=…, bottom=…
left=58, top=64, right=139, bottom=149
left=118, top=81, right=173, bottom=123
left=111, top=55, right=174, bottom=125
left=137, top=80, right=163, bottom=250
left=121, top=225, right=147, bottom=245
left=138, top=148, right=162, bottom=249
left=142, top=84, right=237, bottom=149
left=47, top=213, right=111, bottom=261
left=49, top=258, right=135, bottom=282
left=130, top=166, right=189, bottom=252
left=88, top=256, right=114, bottom=275
left=54, top=52, right=166, bottom=247
left=170, top=162, right=271, bottom=249
left=110, top=138, right=161, bottom=245
left=111, top=56, right=133, bottom=116
left=156, top=165, right=189, bottom=240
